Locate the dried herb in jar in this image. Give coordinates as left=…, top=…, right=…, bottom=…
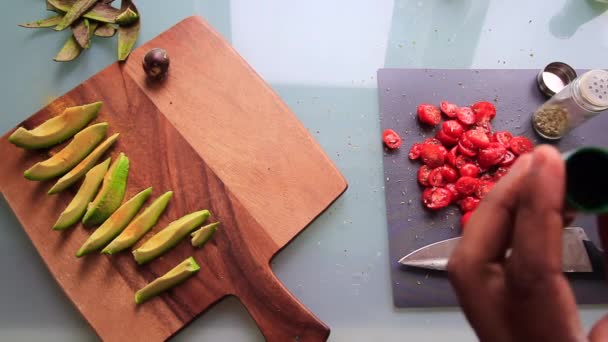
left=533, top=105, right=569, bottom=139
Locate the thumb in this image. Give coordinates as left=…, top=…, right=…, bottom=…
left=590, top=315, right=608, bottom=341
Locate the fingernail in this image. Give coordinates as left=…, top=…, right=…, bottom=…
left=531, top=149, right=547, bottom=169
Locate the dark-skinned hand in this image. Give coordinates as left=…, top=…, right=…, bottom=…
left=448, top=145, right=608, bottom=342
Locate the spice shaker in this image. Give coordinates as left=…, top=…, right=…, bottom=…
left=532, top=69, right=608, bottom=140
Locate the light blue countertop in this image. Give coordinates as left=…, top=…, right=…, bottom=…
left=1, top=1, right=607, bottom=341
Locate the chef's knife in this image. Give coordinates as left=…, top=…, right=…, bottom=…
left=399, top=227, right=604, bottom=273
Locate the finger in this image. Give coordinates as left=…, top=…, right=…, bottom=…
left=506, top=146, right=583, bottom=341
left=510, top=145, right=565, bottom=274
left=590, top=314, right=608, bottom=342
left=453, top=152, right=533, bottom=265
left=448, top=154, right=533, bottom=342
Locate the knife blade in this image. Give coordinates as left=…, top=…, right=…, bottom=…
left=399, top=227, right=601, bottom=272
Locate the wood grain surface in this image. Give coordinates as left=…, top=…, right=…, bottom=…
left=0, top=16, right=346, bottom=341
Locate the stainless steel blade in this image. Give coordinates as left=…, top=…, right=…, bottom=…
left=398, top=227, right=594, bottom=272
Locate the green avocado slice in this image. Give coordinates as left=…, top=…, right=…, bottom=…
left=102, top=191, right=173, bottom=255
left=133, top=210, right=210, bottom=264
left=24, top=122, right=108, bottom=181
left=191, top=222, right=220, bottom=248
left=52, top=158, right=111, bottom=230
left=76, top=187, right=152, bottom=257
left=82, top=153, right=129, bottom=227
left=48, top=133, right=119, bottom=194
left=135, top=257, right=200, bottom=304
left=8, top=101, right=101, bottom=149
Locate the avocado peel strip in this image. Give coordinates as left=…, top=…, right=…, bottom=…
left=117, top=0, right=140, bottom=61
left=19, top=15, right=63, bottom=28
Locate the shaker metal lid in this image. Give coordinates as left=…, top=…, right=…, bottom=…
left=537, top=62, right=577, bottom=97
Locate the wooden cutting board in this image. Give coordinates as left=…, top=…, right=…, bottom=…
left=0, top=16, right=347, bottom=341
left=379, top=68, right=608, bottom=307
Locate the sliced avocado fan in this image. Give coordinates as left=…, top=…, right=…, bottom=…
left=48, top=133, right=119, bottom=194
left=191, top=222, right=220, bottom=248
left=53, top=158, right=111, bottom=230
left=82, top=152, right=129, bottom=227
left=9, top=101, right=101, bottom=149
left=24, top=122, right=108, bottom=181
left=76, top=187, right=152, bottom=257
left=135, top=257, right=200, bottom=304
left=102, top=191, right=173, bottom=255
left=133, top=210, right=210, bottom=264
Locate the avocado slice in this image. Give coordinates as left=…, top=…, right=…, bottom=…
left=82, top=153, right=129, bottom=227
left=191, top=222, right=220, bottom=248
left=48, top=133, right=119, bottom=194
left=132, top=210, right=210, bottom=264
left=53, top=158, right=111, bottom=230
left=102, top=191, right=173, bottom=255
left=24, top=123, right=108, bottom=181
left=76, top=187, right=152, bottom=257
left=135, top=257, right=200, bottom=304
left=8, top=102, right=101, bottom=149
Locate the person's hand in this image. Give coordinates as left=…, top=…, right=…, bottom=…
left=448, top=145, right=608, bottom=341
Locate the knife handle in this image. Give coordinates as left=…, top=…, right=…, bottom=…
left=583, top=240, right=606, bottom=277
left=235, top=264, right=330, bottom=342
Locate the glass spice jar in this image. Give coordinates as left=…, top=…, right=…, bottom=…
left=532, top=69, right=608, bottom=140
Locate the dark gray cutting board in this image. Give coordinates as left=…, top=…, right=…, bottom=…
left=379, top=69, right=608, bottom=308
